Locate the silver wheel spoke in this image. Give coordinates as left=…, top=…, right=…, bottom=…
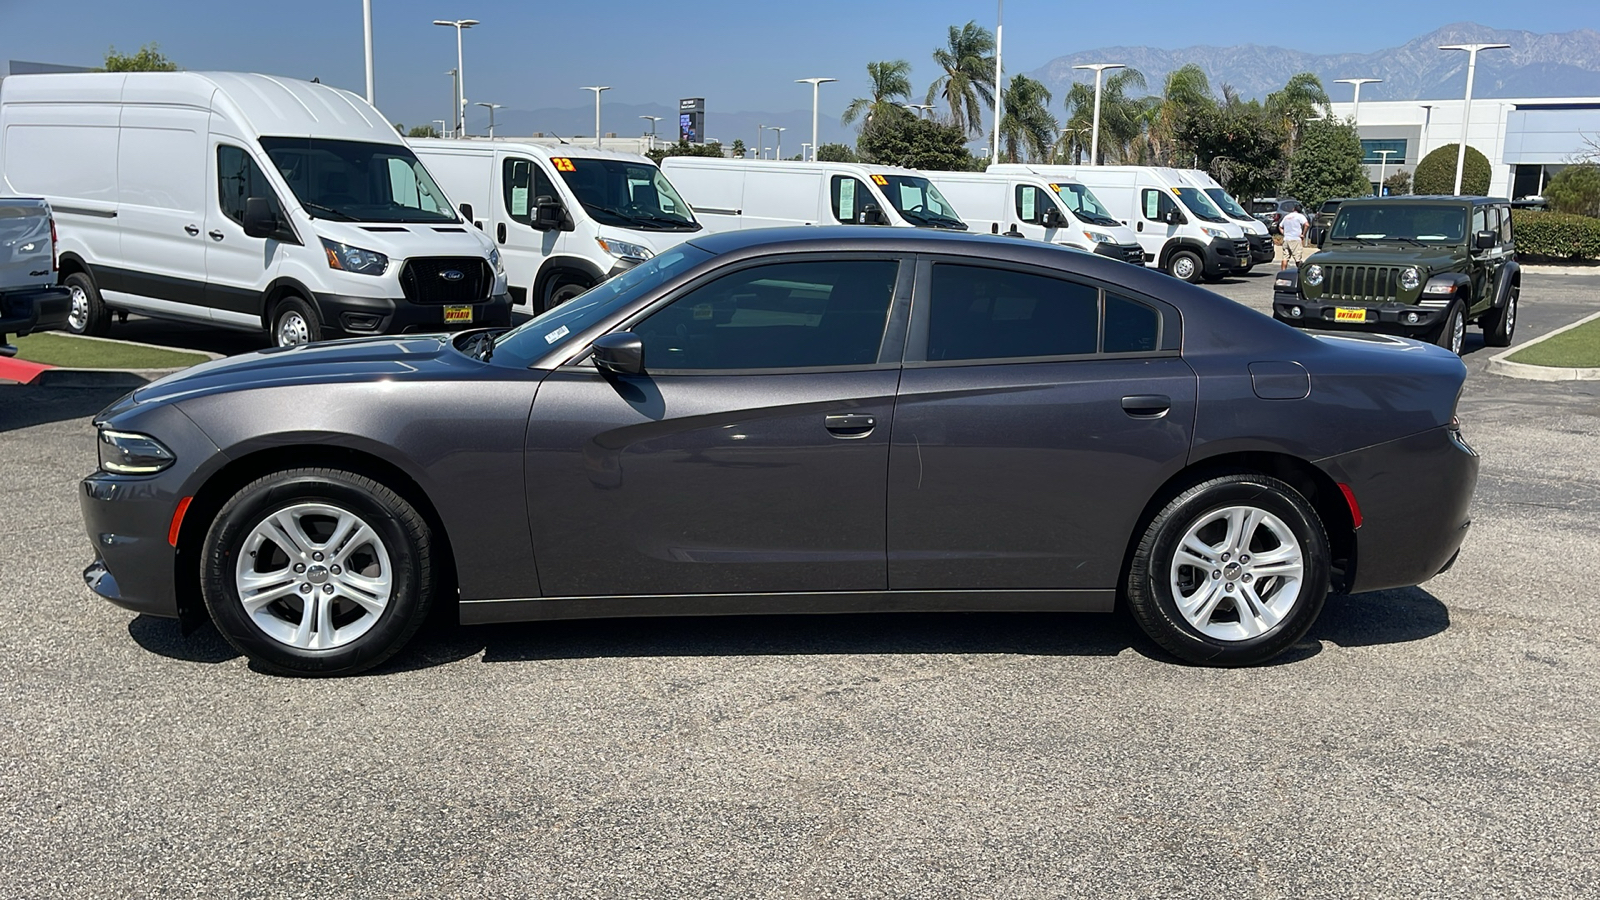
left=335, top=581, right=388, bottom=617
left=1181, top=534, right=1219, bottom=565
left=1179, top=580, right=1224, bottom=624
left=333, top=525, right=378, bottom=565
left=240, top=580, right=300, bottom=612
left=321, top=511, right=360, bottom=556
left=290, top=594, right=317, bottom=648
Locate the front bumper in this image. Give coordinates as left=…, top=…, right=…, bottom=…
left=1094, top=242, right=1146, bottom=265
left=1317, top=424, right=1479, bottom=594
left=313, top=290, right=513, bottom=340
left=1272, top=292, right=1444, bottom=338
left=1246, top=233, right=1275, bottom=264
left=1199, top=238, right=1251, bottom=276
left=0, top=285, right=72, bottom=337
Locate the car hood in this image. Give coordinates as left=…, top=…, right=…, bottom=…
left=130, top=334, right=480, bottom=405
left=1311, top=245, right=1462, bottom=268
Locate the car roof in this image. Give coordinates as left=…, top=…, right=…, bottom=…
left=1340, top=195, right=1509, bottom=207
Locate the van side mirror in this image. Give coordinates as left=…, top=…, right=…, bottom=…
left=1163, top=208, right=1186, bottom=226
left=534, top=194, right=567, bottom=231
left=458, top=202, right=474, bottom=221
left=592, top=332, right=644, bottom=375
left=1475, top=230, right=1497, bottom=250
left=243, top=197, right=278, bottom=239
left=858, top=202, right=886, bottom=226
left=1042, top=206, right=1065, bottom=228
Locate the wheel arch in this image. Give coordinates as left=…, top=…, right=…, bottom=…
left=1158, top=238, right=1208, bottom=268
left=531, top=255, right=605, bottom=306
left=260, top=276, right=319, bottom=330
left=56, top=251, right=94, bottom=283
left=1493, top=261, right=1521, bottom=308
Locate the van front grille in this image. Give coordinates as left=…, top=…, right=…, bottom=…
left=399, top=257, right=491, bottom=305
left=1324, top=265, right=1402, bottom=302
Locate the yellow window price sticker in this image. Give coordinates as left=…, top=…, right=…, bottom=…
left=871, top=174, right=889, bottom=186
left=551, top=157, right=577, bottom=172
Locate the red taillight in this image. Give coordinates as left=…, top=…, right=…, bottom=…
left=50, top=216, right=59, bottom=272
left=168, top=496, right=193, bottom=547
left=1338, top=483, right=1363, bottom=530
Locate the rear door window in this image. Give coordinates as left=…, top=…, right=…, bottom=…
left=924, top=265, right=1099, bottom=361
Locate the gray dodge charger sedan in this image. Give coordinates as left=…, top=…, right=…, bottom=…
left=81, top=227, right=1478, bottom=675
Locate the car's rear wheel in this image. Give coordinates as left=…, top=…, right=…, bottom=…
left=1482, top=283, right=1517, bottom=347
left=1125, top=474, right=1330, bottom=666
left=1434, top=300, right=1466, bottom=355
left=200, top=468, right=433, bottom=677
left=1166, top=250, right=1203, bottom=283
left=63, top=272, right=112, bottom=337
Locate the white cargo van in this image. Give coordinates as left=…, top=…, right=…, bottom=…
left=660, top=158, right=968, bottom=233
left=989, top=164, right=1252, bottom=283
left=412, top=139, right=701, bottom=312
left=1179, top=169, right=1275, bottom=267
left=0, top=72, right=508, bottom=345
left=923, top=171, right=1144, bottom=264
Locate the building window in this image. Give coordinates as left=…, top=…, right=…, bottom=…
left=1360, top=139, right=1408, bottom=165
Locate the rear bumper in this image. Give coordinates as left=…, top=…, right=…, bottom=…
left=0, top=285, right=72, bottom=336
left=1273, top=292, right=1445, bottom=339
left=1316, top=424, right=1479, bottom=594
left=313, top=290, right=513, bottom=339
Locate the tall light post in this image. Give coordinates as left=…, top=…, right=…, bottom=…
left=1419, top=103, right=1434, bottom=158
left=771, top=126, right=786, bottom=160
left=1057, top=126, right=1087, bottom=163
left=905, top=103, right=934, bottom=118
left=756, top=124, right=766, bottom=160
left=1335, top=77, right=1381, bottom=126
left=432, top=119, right=448, bottom=138
left=582, top=86, right=610, bottom=149
left=1441, top=42, right=1509, bottom=195
left=640, top=115, right=661, bottom=152
left=796, top=77, right=836, bottom=161
left=992, top=0, right=1004, bottom=165
left=362, top=0, right=374, bottom=105
left=432, top=19, right=478, bottom=137
left=1073, top=63, right=1124, bottom=166
left=444, top=69, right=457, bottom=137
left=476, top=102, right=503, bottom=138
left=1374, top=148, right=1396, bottom=195
left=801, top=142, right=811, bottom=160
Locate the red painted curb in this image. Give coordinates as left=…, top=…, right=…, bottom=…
left=0, top=356, right=54, bottom=385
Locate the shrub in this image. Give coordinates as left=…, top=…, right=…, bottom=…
left=1284, top=119, right=1369, bottom=211
left=815, top=143, right=859, bottom=163
left=1413, top=144, right=1490, bottom=196
left=1511, top=210, right=1600, bottom=261
left=1544, top=163, right=1600, bottom=217
left=1383, top=170, right=1411, bottom=196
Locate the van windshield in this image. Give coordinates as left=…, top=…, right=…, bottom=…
left=878, top=175, right=968, bottom=229
left=554, top=157, right=700, bottom=232
left=1203, top=188, right=1253, bottom=221
left=1050, top=182, right=1120, bottom=226
left=1173, top=187, right=1230, bottom=224
left=259, top=137, right=457, bottom=224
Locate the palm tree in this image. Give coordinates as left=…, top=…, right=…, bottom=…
left=842, top=60, right=914, bottom=129
left=1146, top=64, right=1214, bottom=165
left=998, top=75, right=1058, bottom=163
left=1266, top=72, right=1331, bottom=154
left=925, top=21, right=996, bottom=138
left=1061, top=67, right=1147, bottom=164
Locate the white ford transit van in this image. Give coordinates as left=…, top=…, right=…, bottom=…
left=989, top=164, right=1252, bottom=282
left=1178, top=169, right=1275, bottom=267
left=923, top=171, right=1143, bottom=263
left=412, top=140, right=701, bottom=312
left=0, top=72, right=508, bottom=346
left=660, top=158, right=968, bottom=233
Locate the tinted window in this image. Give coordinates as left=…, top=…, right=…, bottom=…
left=1472, top=207, right=1488, bottom=237
left=1103, top=294, right=1161, bottom=353
left=1141, top=189, right=1174, bottom=221
left=217, top=145, right=282, bottom=226
left=926, top=265, right=1098, bottom=361
left=502, top=157, right=558, bottom=227
left=830, top=176, right=875, bottom=224
left=1498, top=205, right=1514, bottom=242
left=1015, top=185, right=1048, bottom=224
left=260, top=137, right=456, bottom=224
left=634, top=259, right=898, bottom=370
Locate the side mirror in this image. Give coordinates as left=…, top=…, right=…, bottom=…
left=1042, top=206, right=1065, bottom=229
left=534, top=194, right=566, bottom=231
left=858, top=202, right=885, bottom=226
left=1475, top=230, right=1497, bottom=250
left=243, top=197, right=278, bottom=239
left=1316, top=230, right=1328, bottom=249
left=592, top=332, right=644, bottom=375
left=458, top=202, right=474, bottom=221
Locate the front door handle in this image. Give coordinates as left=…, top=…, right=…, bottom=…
left=184, top=224, right=199, bottom=236
left=208, top=230, right=225, bottom=241
left=497, top=222, right=507, bottom=243
left=1121, top=394, right=1171, bottom=418
left=824, top=414, right=876, bottom=439
left=1136, top=221, right=1144, bottom=232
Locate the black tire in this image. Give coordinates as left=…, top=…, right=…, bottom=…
left=200, top=467, right=434, bottom=677
left=541, top=273, right=593, bottom=313
left=1433, top=300, right=1466, bottom=356
left=1125, top=473, right=1330, bottom=666
left=1482, top=282, right=1517, bottom=348
left=63, top=271, right=112, bottom=337
left=271, top=295, right=322, bottom=347
left=1166, top=249, right=1204, bottom=284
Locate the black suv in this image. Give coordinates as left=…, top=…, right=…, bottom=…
left=1308, top=198, right=1351, bottom=245
left=1272, top=196, right=1520, bottom=355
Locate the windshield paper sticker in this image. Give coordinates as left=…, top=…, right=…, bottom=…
left=871, top=174, right=888, bottom=186
left=551, top=158, right=577, bottom=172
left=544, top=325, right=570, bottom=344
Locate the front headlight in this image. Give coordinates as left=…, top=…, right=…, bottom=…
left=488, top=246, right=505, bottom=276
left=1082, top=230, right=1114, bottom=244
left=1200, top=227, right=1228, bottom=239
left=321, top=239, right=389, bottom=276
left=1399, top=266, right=1421, bottom=291
left=98, top=429, right=175, bottom=475
left=1304, top=264, right=1324, bottom=287
left=595, top=237, right=653, bottom=261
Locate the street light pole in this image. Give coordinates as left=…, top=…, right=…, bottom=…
left=1419, top=104, right=1434, bottom=157
left=1440, top=43, right=1509, bottom=195
left=801, top=142, right=811, bottom=161
left=796, top=77, right=836, bottom=161
left=432, top=19, right=479, bottom=137
left=1073, top=63, right=1124, bottom=166
left=476, top=102, right=503, bottom=138
left=1375, top=148, right=1395, bottom=195
left=444, top=69, right=457, bottom=137
left=992, top=0, right=1003, bottom=165
left=362, top=0, right=374, bottom=105
left=1334, top=78, right=1382, bottom=125
left=640, top=115, right=661, bottom=152
left=771, top=126, right=785, bottom=160
left=582, top=86, right=611, bottom=149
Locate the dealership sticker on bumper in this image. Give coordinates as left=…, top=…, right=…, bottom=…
left=1335, top=307, right=1367, bottom=322
left=444, top=306, right=473, bottom=324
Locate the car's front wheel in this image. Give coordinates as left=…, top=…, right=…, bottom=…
left=1435, top=300, right=1466, bottom=355
left=1166, top=250, right=1204, bottom=283
left=200, top=468, right=434, bottom=676
left=1482, top=283, right=1517, bottom=347
left=1125, top=474, right=1330, bottom=666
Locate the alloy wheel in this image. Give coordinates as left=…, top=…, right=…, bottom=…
left=1168, top=505, right=1305, bottom=642
left=234, top=502, right=393, bottom=650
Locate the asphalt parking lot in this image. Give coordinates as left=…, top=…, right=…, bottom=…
left=2, top=269, right=1597, bottom=898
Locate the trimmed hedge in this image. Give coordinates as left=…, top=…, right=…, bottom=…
left=1413, top=143, right=1490, bottom=196
left=1512, top=210, right=1600, bottom=261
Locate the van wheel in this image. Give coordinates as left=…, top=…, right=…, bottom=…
left=63, top=272, right=112, bottom=337
left=541, top=275, right=592, bottom=313
left=272, top=296, right=322, bottom=347
left=1482, top=283, right=1517, bottom=348
left=1166, top=250, right=1203, bottom=283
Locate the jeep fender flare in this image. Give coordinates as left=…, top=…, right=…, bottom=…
left=1493, top=261, right=1521, bottom=308
left=1425, top=272, right=1472, bottom=302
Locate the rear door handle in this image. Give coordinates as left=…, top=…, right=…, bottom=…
left=184, top=224, right=199, bottom=235
left=1121, top=394, right=1171, bottom=418
left=824, top=414, right=876, bottom=439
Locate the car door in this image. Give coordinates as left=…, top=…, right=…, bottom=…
left=829, top=175, right=880, bottom=225
left=204, top=135, right=287, bottom=328
left=525, top=254, right=913, bottom=598
left=888, top=258, right=1196, bottom=592
left=497, top=153, right=567, bottom=303
left=113, top=105, right=210, bottom=318
left=1468, top=205, right=1497, bottom=315
left=1012, top=183, right=1052, bottom=242
left=1135, top=187, right=1179, bottom=263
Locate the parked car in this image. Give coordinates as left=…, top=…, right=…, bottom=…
left=0, top=197, right=71, bottom=353
left=1250, top=197, right=1300, bottom=234
left=0, top=71, right=508, bottom=347
left=1274, top=196, right=1519, bottom=354
left=662, top=158, right=968, bottom=233
left=923, top=171, right=1143, bottom=262
left=1182, top=170, right=1275, bottom=267
left=1309, top=198, right=1350, bottom=245
left=81, top=227, right=1478, bottom=676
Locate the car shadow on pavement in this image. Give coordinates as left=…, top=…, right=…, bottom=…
left=0, top=385, right=133, bottom=433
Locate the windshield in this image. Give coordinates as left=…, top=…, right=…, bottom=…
left=259, top=138, right=456, bottom=224
left=1173, top=187, right=1229, bottom=224
left=492, top=244, right=714, bottom=365
left=878, top=175, right=967, bottom=229
left=1204, top=188, right=1253, bottom=221
left=1050, top=182, right=1120, bottom=226
left=554, top=157, right=700, bottom=231
left=1330, top=205, right=1467, bottom=243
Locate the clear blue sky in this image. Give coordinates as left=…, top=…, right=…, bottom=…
left=2, top=0, right=1595, bottom=129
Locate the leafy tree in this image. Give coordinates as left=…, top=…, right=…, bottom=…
left=925, top=21, right=995, bottom=137
left=1145, top=64, right=1214, bottom=164
left=1384, top=169, right=1412, bottom=196
left=1176, top=100, right=1288, bottom=207
left=1266, top=72, right=1331, bottom=156
left=1413, top=144, right=1491, bottom=196
left=997, top=75, right=1057, bottom=163
left=647, top=140, right=725, bottom=164
left=1285, top=118, right=1370, bottom=211
left=103, top=43, right=178, bottom=72
left=730, top=139, right=747, bottom=158
left=843, top=60, right=913, bottom=130
left=1061, top=68, right=1148, bottom=165
left=405, top=125, right=440, bottom=138
left=815, top=143, right=859, bottom=163
left=857, top=115, right=977, bottom=172
left=1543, top=163, right=1600, bottom=217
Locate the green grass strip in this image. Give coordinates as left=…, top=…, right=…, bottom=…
left=10, top=333, right=210, bottom=369
left=1507, top=316, right=1600, bottom=368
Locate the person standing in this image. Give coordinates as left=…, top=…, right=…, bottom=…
left=1280, top=203, right=1310, bottom=269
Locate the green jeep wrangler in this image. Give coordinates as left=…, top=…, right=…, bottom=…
left=1272, top=196, right=1520, bottom=355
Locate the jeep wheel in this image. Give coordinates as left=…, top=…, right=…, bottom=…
left=1434, top=301, right=1466, bottom=356
left=1482, top=283, right=1517, bottom=348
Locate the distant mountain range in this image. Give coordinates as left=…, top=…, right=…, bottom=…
left=1025, top=22, right=1600, bottom=104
